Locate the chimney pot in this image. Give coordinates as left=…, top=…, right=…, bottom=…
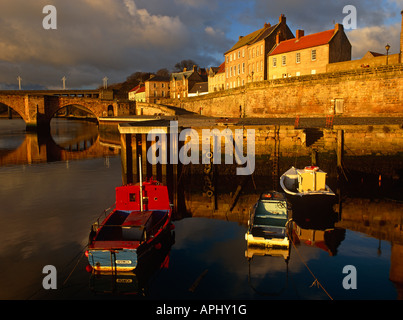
left=279, top=14, right=286, bottom=24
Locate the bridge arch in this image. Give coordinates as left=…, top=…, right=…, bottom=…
left=51, top=103, right=99, bottom=123
left=0, top=101, right=25, bottom=120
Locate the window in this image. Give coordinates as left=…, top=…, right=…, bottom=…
left=311, top=69, right=316, bottom=74
left=242, top=62, right=245, bottom=74
left=273, top=57, right=277, bottom=67
left=238, top=64, right=240, bottom=75
left=296, top=52, right=301, bottom=63
left=242, top=49, right=245, bottom=57
left=238, top=51, right=241, bottom=58
left=282, top=55, right=286, bottom=66
left=311, top=49, right=316, bottom=61
left=296, top=71, right=301, bottom=76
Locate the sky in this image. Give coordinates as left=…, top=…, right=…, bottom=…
left=0, top=0, right=402, bottom=90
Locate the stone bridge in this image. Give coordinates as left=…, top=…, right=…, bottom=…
left=0, top=89, right=135, bottom=131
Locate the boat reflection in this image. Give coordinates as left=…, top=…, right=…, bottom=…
left=246, top=244, right=291, bottom=297
left=87, top=228, right=175, bottom=296
left=290, top=196, right=345, bottom=256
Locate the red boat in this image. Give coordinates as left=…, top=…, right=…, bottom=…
left=86, top=177, right=173, bottom=272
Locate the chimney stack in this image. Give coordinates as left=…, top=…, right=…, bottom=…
left=335, top=23, right=343, bottom=33
left=296, top=29, right=304, bottom=40
left=276, top=32, right=282, bottom=44
left=279, top=14, right=286, bottom=24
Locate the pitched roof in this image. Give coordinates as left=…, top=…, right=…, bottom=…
left=129, top=84, right=145, bottom=93
left=217, top=61, right=225, bottom=74
left=189, top=82, right=208, bottom=94
left=146, top=75, right=170, bottom=82
left=170, top=70, right=195, bottom=80
left=225, top=23, right=279, bottom=54
left=269, top=29, right=335, bottom=56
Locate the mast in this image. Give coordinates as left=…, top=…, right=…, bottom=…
left=139, top=155, right=143, bottom=211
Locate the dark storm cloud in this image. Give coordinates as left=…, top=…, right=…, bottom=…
left=0, top=0, right=232, bottom=89
left=252, top=0, right=399, bottom=32
left=0, top=0, right=401, bottom=89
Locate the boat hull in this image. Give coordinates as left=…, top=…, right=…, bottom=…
left=87, top=180, right=172, bottom=272
left=88, top=248, right=138, bottom=272
left=280, top=166, right=336, bottom=197
left=245, top=191, right=290, bottom=253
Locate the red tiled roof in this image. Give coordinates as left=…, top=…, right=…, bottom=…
left=129, top=85, right=145, bottom=93
left=270, top=29, right=335, bottom=56
left=217, top=62, right=225, bottom=74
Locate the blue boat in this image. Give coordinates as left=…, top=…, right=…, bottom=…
left=245, top=191, right=291, bottom=251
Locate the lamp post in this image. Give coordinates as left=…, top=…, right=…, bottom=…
left=385, top=44, right=390, bottom=65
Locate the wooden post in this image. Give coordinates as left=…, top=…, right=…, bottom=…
left=311, top=148, right=317, bottom=166
left=337, top=129, right=344, bottom=169
left=120, top=133, right=133, bottom=185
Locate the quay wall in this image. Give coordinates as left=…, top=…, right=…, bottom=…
left=165, top=64, right=403, bottom=118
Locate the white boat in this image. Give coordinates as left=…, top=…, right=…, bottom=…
left=280, top=166, right=335, bottom=197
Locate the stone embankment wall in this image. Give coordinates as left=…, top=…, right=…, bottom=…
left=166, top=64, right=403, bottom=118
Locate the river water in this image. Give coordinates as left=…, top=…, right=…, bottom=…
left=0, top=118, right=402, bottom=301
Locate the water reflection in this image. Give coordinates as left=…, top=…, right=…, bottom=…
left=89, top=230, right=175, bottom=296
left=0, top=118, right=402, bottom=299
left=0, top=119, right=119, bottom=167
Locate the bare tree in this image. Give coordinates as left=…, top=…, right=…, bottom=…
left=173, top=59, right=198, bottom=72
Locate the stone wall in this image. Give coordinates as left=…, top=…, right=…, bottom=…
left=166, top=64, right=403, bottom=117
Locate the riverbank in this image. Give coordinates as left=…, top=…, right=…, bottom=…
left=99, top=114, right=403, bottom=132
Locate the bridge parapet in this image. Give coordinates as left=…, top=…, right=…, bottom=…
left=0, top=89, right=115, bottom=100
left=0, top=90, right=135, bottom=131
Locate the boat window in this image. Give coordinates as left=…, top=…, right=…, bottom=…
left=129, top=193, right=136, bottom=202
left=256, top=201, right=287, bottom=217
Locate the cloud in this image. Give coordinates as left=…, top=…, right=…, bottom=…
left=347, top=22, right=401, bottom=58
left=0, top=0, right=229, bottom=89
left=0, top=0, right=401, bottom=89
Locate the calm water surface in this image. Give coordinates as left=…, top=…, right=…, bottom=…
left=0, top=118, right=401, bottom=300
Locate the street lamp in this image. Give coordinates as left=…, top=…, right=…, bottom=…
left=385, top=44, right=390, bottom=65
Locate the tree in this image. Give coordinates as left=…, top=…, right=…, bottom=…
left=173, top=59, right=198, bottom=72
left=156, top=68, right=170, bottom=77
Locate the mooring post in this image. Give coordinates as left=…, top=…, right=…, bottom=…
left=337, top=129, right=344, bottom=169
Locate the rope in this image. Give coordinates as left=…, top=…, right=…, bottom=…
left=62, top=244, right=88, bottom=287
left=287, top=223, right=334, bottom=300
